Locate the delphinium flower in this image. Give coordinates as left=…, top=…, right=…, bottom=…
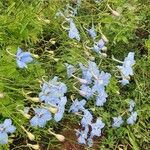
left=79, top=63, right=93, bottom=84
left=93, top=39, right=105, bottom=53
left=76, top=113, right=105, bottom=147
left=39, top=76, right=67, bottom=104
left=95, top=88, right=108, bottom=106
left=90, top=118, right=105, bottom=137
left=76, top=126, right=89, bottom=145
left=54, top=96, right=67, bottom=122
left=87, top=118, right=105, bottom=147
left=128, top=100, right=135, bottom=112
left=67, top=61, right=110, bottom=147
left=72, top=61, right=111, bottom=105
left=92, top=71, right=111, bottom=106
left=68, top=18, right=80, bottom=41
left=81, top=109, right=93, bottom=127
left=79, top=84, right=93, bottom=99
left=88, top=61, right=100, bottom=78
left=117, top=52, right=135, bottom=85
left=92, top=72, right=111, bottom=92
left=0, top=119, right=16, bottom=144
left=39, top=76, right=67, bottom=122
left=16, top=47, right=33, bottom=68
left=65, top=63, right=76, bottom=78
left=87, top=25, right=97, bottom=39
left=30, top=108, right=52, bottom=128
left=69, top=99, right=86, bottom=113
left=112, top=116, right=124, bottom=128
left=127, top=111, right=138, bottom=125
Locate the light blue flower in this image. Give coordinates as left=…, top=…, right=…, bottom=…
left=16, top=47, right=33, bottom=68
left=81, top=110, right=93, bottom=127
left=69, top=19, right=80, bottom=41
left=69, top=99, right=86, bottom=113
left=87, top=137, right=93, bottom=147
left=117, top=52, right=135, bottom=85
left=87, top=26, right=96, bottom=39
left=127, top=111, right=137, bottom=125
left=92, top=72, right=111, bottom=93
left=88, top=61, right=100, bottom=79
left=99, top=71, right=111, bottom=86
left=93, top=39, right=105, bottom=53
left=90, top=118, right=105, bottom=137
left=30, top=108, right=52, bottom=127
left=39, top=77, right=67, bottom=104
left=120, top=78, right=129, bottom=85
left=39, top=83, right=50, bottom=102
left=79, top=63, right=92, bottom=84
left=112, top=116, right=124, bottom=128
left=96, top=88, right=108, bottom=106
left=0, top=119, right=16, bottom=144
left=129, top=100, right=135, bottom=112
left=79, top=85, right=93, bottom=99
left=65, top=63, right=75, bottom=78
left=76, top=126, right=89, bottom=145
left=124, top=52, right=135, bottom=66
left=54, top=96, right=67, bottom=122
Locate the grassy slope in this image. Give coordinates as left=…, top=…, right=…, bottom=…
left=0, top=0, right=149, bottom=149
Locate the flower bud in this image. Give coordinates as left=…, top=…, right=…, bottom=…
left=112, top=10, right=120, bottom=17
left=24, top=114, right=31, bottom=119
left=101, top=53, right=107, bottom=58
left=0, top=92, right=4, bottom=99
left=48, top=107, right=58, bottom=114
left=26, top=131, right=35, bottom=141
left=48, top=129, right=65, bottom=142
left=32, top=54, right=39, bottom=59
left=21, top=126, right=35, bottom=141
left=27, top=144, right=40, bottom=150
left=50, top=40, right=56, bottom=45
left=55, top=134, right=65, bottom=142
left=31, top=97, right=40, bottom=102
left=53, top=58, right=59, bottom=62
left=101, top=46, right=107, bottom=51
left=43, top=19, right=50, bottom=24
left=18, top=110, right=31, bottom=119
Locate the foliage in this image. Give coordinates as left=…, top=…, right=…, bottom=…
left=0, top=0, right=149, bottom=149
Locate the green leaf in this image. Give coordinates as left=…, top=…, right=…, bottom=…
left=127, top=129, right=140, bottom=150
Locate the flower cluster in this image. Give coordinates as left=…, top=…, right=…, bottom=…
left=67, top=61, right=111, bottom=106
left=112, top=100, right=137, bottom=128
left=70, top=100, right=105, bottom=147
left=67, top=60, right=110, bottom=147
left=0, top=119, right=16, bottom=144
left=117, top=52, right=135, bottom=85
left=127, top=100, right=137, bottom=125
left=30, top=77, right=67, bottom=127
left=56, top=2, right=81, bottom=41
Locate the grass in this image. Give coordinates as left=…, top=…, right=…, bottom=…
left=0, top=0, right=150, bottom=149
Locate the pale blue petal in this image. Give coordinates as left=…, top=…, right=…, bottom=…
left=17, top=60, right=27, bottom=68
left=0, top=133, right=8, bottom=145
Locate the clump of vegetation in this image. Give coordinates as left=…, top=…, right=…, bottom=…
left=0, top=0, right=149, bottom=150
